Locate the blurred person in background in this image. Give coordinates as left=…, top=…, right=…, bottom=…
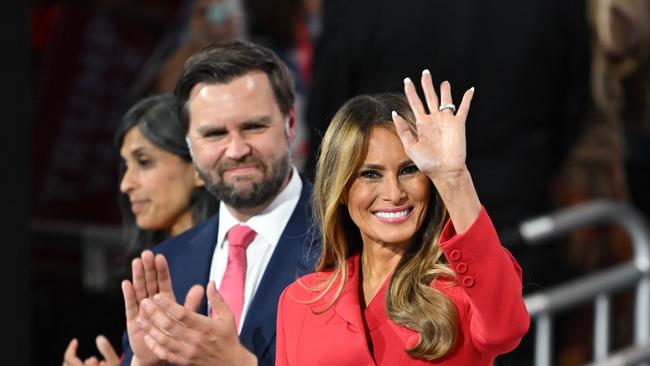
left=115, top=94, right=218, bottom=261
left=62, top=94, right=218, bottom=366
left=157, top=0, right=247, bottom=93
left=551, top=0, right=650, bottom=363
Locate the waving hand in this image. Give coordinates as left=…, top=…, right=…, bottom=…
left=391, top=69, right=474, bottom=181
left=392, top=70, right=480, bottom=233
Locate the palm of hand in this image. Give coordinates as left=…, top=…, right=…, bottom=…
left=394, top=73, right=474, bottom=181
left=407, top=111, right=467, bottom=179
left=127, top=306, right=160, bottom=365
left=122, top=252, right=177, bottom=366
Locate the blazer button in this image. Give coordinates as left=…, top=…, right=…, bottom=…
left=456, top=262, right=468, bottom=274
left=449, top=249, right=462, bottom=261
left=463, top=276, right=475, bottom=288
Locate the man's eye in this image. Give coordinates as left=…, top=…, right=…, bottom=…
left=400, top=165, right=420, bottom=175
left=359, top=170, right=381, bottom=179
left=244, top=124, right=267, bottom=132
left=204, top=131, right=226, bottom=138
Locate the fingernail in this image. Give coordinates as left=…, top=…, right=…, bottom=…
left=391, top=111, right=398, bottom=119
left=470, top=86, right=475, bottom=92
left=403, top=77, right=412, bottom=84
left=96, top=334, right=108, bottom=346
left=422, top=69, right=430, bottom=75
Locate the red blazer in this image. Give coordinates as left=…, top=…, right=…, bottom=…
left=276, top=208, right=530, bottom=365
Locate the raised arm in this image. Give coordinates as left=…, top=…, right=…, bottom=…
left=392, top=70, right=480, bottom=233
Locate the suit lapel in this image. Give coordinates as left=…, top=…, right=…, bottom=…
left=240, top=180, right=318, bottom=358
left=176, top=214, right=220, bottom=315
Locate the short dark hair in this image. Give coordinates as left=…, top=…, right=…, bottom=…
left=174, top=40, right=295, bottom=132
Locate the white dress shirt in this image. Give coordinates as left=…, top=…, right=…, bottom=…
left=209, top=166, right=303, bottom=333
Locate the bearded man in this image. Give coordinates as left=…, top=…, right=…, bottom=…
left=119, top=40, right=318, bottom=366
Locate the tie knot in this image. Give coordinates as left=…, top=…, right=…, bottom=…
left=227, top=224, right=256, bottom=249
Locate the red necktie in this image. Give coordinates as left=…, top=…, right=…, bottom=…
left=219, top=224, right=256, bottom=330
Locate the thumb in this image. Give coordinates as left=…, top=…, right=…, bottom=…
left=95, top=335, right=120, bottom=364
left=184, top=284, right=205, bottom=313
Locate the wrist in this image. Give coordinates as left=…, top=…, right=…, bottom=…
left=431, top=168, right=481, bottom=234
left=430, top=167, right=472, bottom=193
left=234, top=345, right=257, bottom=366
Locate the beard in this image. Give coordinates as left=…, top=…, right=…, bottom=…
left=197, top=152, right=291, bottom=209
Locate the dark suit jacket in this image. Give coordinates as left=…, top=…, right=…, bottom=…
left=121, top=179, right=319, bottom=366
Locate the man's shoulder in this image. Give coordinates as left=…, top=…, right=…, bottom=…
left=153, top=213, right=219, bottom=255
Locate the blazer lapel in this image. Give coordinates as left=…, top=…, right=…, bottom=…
left=176, top=214, right=220, bottom=315
left=240, top=179, right=319, bottom=359
left=334, top=253, right=365, bottom=333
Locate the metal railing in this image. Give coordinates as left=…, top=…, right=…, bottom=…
left=519, top=200, right=650, bottom=366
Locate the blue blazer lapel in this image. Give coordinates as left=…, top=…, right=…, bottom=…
left=168, top=214, right=220, bottom=315
left=240, top=180, right=319, bottom=364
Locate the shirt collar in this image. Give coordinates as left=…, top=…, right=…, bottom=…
left=217, top=166, right=303, bottom=247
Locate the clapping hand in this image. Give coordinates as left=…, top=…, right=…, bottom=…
left=121, top=250, right=203, bottom=366
left=136, top=281, right=256, bottom=366
left=62, top=335, right=120, bottom=366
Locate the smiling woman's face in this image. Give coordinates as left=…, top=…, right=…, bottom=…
left=119, top=126, right=202, bottom=235
left=346, top=126, right=431, bottom=249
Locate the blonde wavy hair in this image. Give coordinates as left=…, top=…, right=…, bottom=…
left=311, top=93, right=459, bottom=360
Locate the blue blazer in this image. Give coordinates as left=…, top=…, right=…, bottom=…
left=121, top=180, right=319, bottom=366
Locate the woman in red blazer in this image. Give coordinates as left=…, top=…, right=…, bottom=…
left=276, top=72, right=530, bottom=365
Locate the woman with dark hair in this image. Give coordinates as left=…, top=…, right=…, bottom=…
left=63, top=94, right=218, bottom=366
left=276, top=73, right=529, bottom=365
left=114, top=93, right=217, bottom=261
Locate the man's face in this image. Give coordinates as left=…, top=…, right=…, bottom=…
left=186, top=71, right=295, bottom=209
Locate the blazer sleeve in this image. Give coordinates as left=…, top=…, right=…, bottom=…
left=439, top=207, right=530, bottom=355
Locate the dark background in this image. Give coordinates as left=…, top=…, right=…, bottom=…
left=4, top=1, right=31, bottom=364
